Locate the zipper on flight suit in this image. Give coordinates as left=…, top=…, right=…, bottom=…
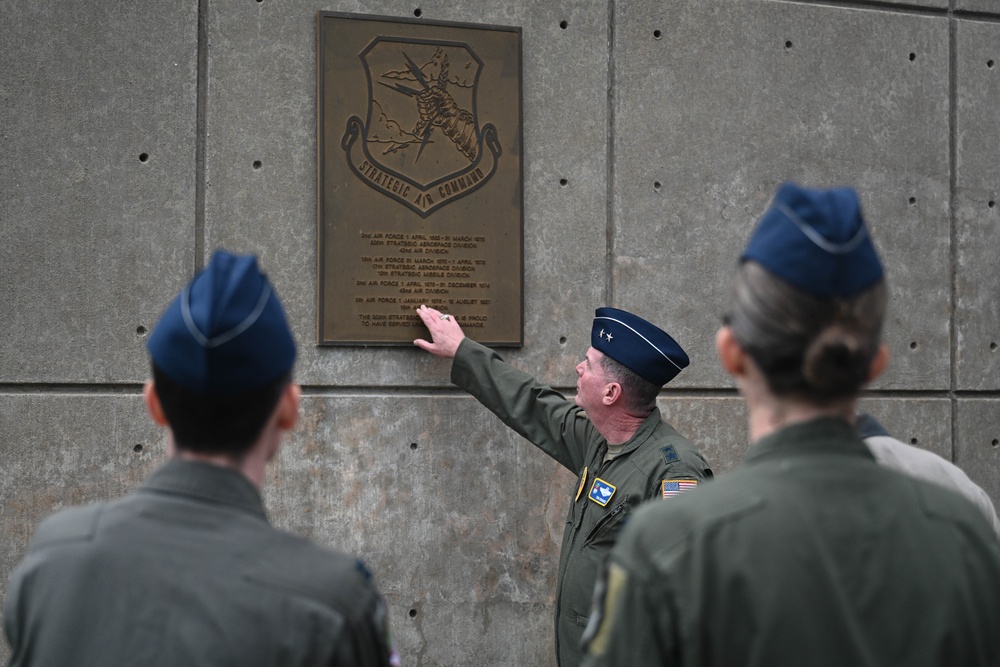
left=583, top=496, right=630, bottom=547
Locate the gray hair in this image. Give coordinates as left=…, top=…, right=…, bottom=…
left=599, top=355, right=661, bottom=414
left=725, top=261, right=887, bottom=403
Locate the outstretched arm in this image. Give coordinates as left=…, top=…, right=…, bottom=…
left=413, top=304, right=466, bottom=358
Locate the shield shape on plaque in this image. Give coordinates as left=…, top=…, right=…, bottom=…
left=342, top=37, right=502, bottom=217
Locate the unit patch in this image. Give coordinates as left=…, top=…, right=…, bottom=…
left=589, top=477, right=617, bottom=506
left=662, top=479, right=698, bottom=499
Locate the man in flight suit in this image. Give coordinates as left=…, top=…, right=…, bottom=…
left=4, top=250, right=398, bottom=666
left=415, top=304, right=712, bottom=666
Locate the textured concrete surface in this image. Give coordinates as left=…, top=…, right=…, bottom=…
left=0, top=2, right=198, bottom=383
left=955, top=400, right=1000, bottom=504
left=613, top=0, right=951, bottom=391
left=3, top=1, right=1000, bottom=665
left=955, top=18, right=1000, bottom=390
left=957, top=0, right=997, bottom=13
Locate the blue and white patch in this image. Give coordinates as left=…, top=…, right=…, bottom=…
left=588, top=477, right=617, bottom=506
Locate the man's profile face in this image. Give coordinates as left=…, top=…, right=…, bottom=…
left=575, top=347, right=611, bottom=412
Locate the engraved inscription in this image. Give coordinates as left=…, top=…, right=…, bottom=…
left=351, top=232, right=492, bottom=328
left=317, top=12, right=522, bottom=345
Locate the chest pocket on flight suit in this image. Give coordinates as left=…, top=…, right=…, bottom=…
left=583, top=495, right=630, bottom=547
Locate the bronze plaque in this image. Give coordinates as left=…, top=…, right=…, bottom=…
left=317, top=12, right=523, bottom=345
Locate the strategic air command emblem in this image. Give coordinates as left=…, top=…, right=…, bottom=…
left=342, top=38, right=501, bottom=217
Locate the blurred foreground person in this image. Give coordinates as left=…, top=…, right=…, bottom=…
left=582, top=183, right=1000, bottom=666
left=856, top=412, right=1000, bottom=537
left=415, top=304, right=712, bottom=666
left=4, top=250, right=397, bottom=667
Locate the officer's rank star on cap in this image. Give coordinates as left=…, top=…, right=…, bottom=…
left=590, top=307, right=690, bottom=386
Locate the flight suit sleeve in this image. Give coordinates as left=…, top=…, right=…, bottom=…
left=580, top=553, right=679, bottom=667
left=3, top=561, right=26, bottom=665
left=334, top=592, right=398, bottom=667
left=451, top=338, right=594, bottom=473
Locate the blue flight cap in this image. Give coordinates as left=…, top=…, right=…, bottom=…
left=146, top=249, right=297, bottom=394
left=591, top=307, right=689, bottom=386
left=741, top=182, right=884, bottom=298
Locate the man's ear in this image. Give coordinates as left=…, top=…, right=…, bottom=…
left=276, top=383, right=301, bottom=431
left=868, top=344, right=890, bottom=383
left=144, top=380, right=169, bottom=427
left=602, top=381, right=623, bottom=406
left=716, top=326, right=747, bottom=378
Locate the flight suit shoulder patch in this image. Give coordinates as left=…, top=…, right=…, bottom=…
left=660, top=444, right=681, bottom=466
left=661, top=479, right=698, bottom=499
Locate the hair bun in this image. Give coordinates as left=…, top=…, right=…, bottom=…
left=802, top=325, right=870, bottom=395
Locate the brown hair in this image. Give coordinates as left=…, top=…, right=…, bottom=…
left=725, top=261, right=887, bottom=403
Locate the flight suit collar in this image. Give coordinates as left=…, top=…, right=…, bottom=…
left=610, top=406, right=664, bottom=457
left=140, top=458, right=268, bottom=519
left=744, top=416, right=875, bottom=465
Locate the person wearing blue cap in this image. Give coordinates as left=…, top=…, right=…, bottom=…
left=581, top=183, right=1000, bottom=666
left=415, top=303, right=712, bottom=667
left=4, top=250, right=398, bottom=667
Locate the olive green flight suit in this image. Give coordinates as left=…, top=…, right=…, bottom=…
left=4, top=459, right=396, bottom=667
left=452, top=339, right=712, bottom=666
left=582, top=417, right=1000, bottom=667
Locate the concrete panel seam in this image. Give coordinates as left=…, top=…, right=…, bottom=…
left=195, top=0, right=209, bottom=270
left=777, top=0, right=948, bottom=18
left=606, top=0, right=616, bottom=306
left=949, top=7, right=957, bottom=461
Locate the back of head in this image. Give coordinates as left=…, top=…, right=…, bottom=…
left=146, top=250, right=297, bottom=454
left=727, top=183, right=887, bottom=403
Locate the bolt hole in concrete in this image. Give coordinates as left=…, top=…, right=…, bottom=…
left=988, top=59, right=995, bottom=69
left=134, top=444, right=143, bottom=453
left=909, top=341, right=918, bottom=350
left=410, top=442, right=418, bottom=451
left=253, top=160, right=262, bottom=170
left=910, top=438, right=918, bottom=446
left=908, top=196, right=916, bottom=205
left=560, top=20, right=568, bottom=29
left=909, top=52, right=916, bottom=62
left=409, top=608, right=418, bottom=618
left=989, top=201, right=996, bottom=209
left=993, top=439, right=999, bottom=448
left=136, top=325, right=147, bottom=336
left=653, top=181, right=662, bottom=192
left=990, top=342, right=997, bottom=351
left=413, top=8, right=421, bottom=17
left=559, top=178, right=568, bottom=187
left=559, top=336, right=567, bottom=345
left=653, top=30, right=661, bottom=40
left=139, top=153, right=149, bottom=162
left=785, top=40, right=792, bottom=50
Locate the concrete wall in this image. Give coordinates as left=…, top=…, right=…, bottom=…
left=2, top=0, right=998, bottom=664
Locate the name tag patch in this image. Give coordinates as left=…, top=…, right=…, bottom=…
left=589, top=477, right=617, bottom=506
left=662, top=479, right=698, bottom=499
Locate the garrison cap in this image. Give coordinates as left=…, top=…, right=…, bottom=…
left=592, top=307, right=689, bottom=386
left=147, top=249, right=296, bottom=394
left=741, top=182, right=884, bottom=298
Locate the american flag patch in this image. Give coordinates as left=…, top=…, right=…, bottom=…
left=662, top=479, right=698, bottom=499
